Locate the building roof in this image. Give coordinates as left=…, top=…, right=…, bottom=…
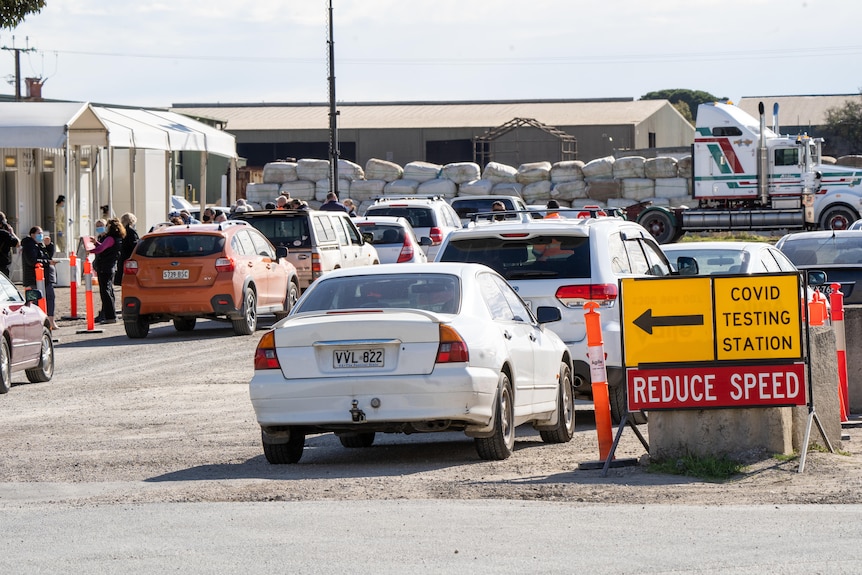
left=738, top=94, right=860, bottom=128
left=171, top=99, right=671, bottom=131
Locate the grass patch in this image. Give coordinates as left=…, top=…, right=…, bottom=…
left=648, top=454, right=747, bottom=481
left=773, top=452, right=798, bottom=462
left=678, top=231, right=778, bottom=243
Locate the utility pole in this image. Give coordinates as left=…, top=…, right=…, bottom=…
left=2, top=38, right=36, bottom=101
left=327, top=0, right=339, bottom=195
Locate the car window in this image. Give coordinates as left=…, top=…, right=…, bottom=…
left=441, top=204, right=459, bottom=228
left=296, top=273, right=460, bottom=314
left=313, top=214, right=338, bottom=242
left=439, top=235, right=591, bottom=279
left=641, top=240, right=672, bottom=276
left=608, top=233, right=631, bottom=274
left=341, top=217, right=364, bottom=245
left=769, top=247, right=798, bottom=272
left=359, top=223, right=404, bottom=245
left=759, top=247, right=782, bottom=272
left=367, top=206, right=435, bottom=229
left=136, top=234, right=225, bottom=258
left=781, top=237, right=862, bottom=265
left=478, top=273, right=516, bottom=321
left=233, top=230, right=256, bottom=256
left=489, top=274, right=533, bottom=323
left=332, top=215, right=350, bottom=246
left=0, top=273, right=22, bottom=302
left=248, top=229, right=275, bottom=258
left=239, top=214, right=311, bottom=248
left=624, top=238, right=650, bottom=274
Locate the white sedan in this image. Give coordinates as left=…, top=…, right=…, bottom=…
left=249, top=262, right=575, bottom=463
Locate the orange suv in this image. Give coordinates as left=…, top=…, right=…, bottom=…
left=121, top=221, right=299, bottom=338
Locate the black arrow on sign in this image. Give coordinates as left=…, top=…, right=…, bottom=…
left=633, top=308, right=704, bottom=335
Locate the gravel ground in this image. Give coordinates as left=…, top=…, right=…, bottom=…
left=0, top=286, right=860, bottom=508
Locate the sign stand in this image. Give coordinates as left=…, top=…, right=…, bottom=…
left=798, top=279, right=834, bottom=473
left=600, top=412, right=649, bottom=477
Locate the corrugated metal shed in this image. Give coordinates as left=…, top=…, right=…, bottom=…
left=173, top=99, right=669, bottom=131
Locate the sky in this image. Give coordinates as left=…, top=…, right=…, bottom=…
left=2, top=0, right=861, bottom=108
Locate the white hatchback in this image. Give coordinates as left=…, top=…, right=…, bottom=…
left=249, top=263, right=574, bottom=463
left=362, top=195, right=462, bottom=261
left=354, top=215, right=431, bottom=264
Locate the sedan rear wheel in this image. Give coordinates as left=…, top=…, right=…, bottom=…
left=0, top=337, right=11, bottom=394
left=338, top=432, right=376, bottom=448
left=25, top=327, right=54, bottom=383
left=475, top=373, right=515, bottom=460
left=262, top=428, right=305, bottom=464
left=232, top=288, right=257, bottom=335
left=539, top=361, right=575, bottom=443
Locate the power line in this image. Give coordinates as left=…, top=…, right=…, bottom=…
left=1, top=40, right=37, bottom=101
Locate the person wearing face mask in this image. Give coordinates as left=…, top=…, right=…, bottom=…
left=115, top=213, right=139, bottom=286
left=21, top=226, right=58, bottom=330
left=88, top=218, right=126, bottom=324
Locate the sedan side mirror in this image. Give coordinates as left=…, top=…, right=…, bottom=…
left=275, top=246, right=289, bottom=260
left=362, top=232, right=374, bottom=245
left=25, top=289, right=42, bottom=304
left=675, top=256, right=699, bottom=276
left=418, top=236, right=433, bottom=247
left=807, top=270, right=827, bottom=287
left=535, top=305, right=561, bottom=324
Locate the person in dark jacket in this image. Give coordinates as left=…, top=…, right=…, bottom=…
left=319, top=191, right=348, bottom=213
left=21, top=226, right=58, bottom=329
left=0, top=212, right=19, bottom=278
left=88, top=218, right=125, bottom=324
left=115, top=212, right=139, bottom=285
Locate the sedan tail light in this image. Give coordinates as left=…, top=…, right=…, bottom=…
left=123, top=259, right=139, bottom=276
left=555, top=284, right=618, bottom=307
left=429, top=227, right=444, bottom=244
left=253, top=330, right=280, bottom=370
left=436, top=324, right=469, bottom=363
left=215, top=257, right=235, bottom=273
left=396, top=235, right=415, bottom=263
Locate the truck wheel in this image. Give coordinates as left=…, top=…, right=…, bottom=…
left=638, top=209, right=677, bottom=244
left=819, top=205, right=859, bottom=231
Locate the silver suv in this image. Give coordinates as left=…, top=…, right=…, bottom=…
left=363, top=195, right=461, bottom=261
left=436, top=216, right=673, bottom=422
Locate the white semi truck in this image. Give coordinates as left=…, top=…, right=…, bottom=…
left=635, top=101, right=862, bottom=243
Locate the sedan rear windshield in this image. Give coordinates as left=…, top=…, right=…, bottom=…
left=356, top=223, right=405, bottom=245
left=365, top=207, right=435, bottom=228
left=781, top=237, right=862, bottom=266
left=439, top=236, right=591, bottom=279
left=136, top=234, right=225, bottom=258
left=297, top=273, right=460, bottom=314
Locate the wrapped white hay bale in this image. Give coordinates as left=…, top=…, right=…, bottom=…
left=442, top=162, right=481, bottom=184
left=586, top=180, right=621, bottom=202
left=654, top=177, right=690, bottom=199
left=677, top=155, right=693, bottom=179
left=582, top=156, right=615, bottom=181
left=521, top=180, right=552, bottom=204
left=315, top=178, right=352, bottom=202
left=419, top=178, right=457, bottom=198
left=297, top=158, right=330, bottom=182
left=245, top=183, right=281, bottom=207
left=337, top=159, right=365, bottom=181
left=516, top=161, right=552, bottom=185
left=383, top=179, right=420, bottom=195
left=278, top=180, right=316, bottom=201
left=350, top=179, right=386, bottom=202
left=621, top=178, right=655, bottom=201
left=491, top=182, right=524, bottom=197
left=263, top=162, right=298, bottom=184
left=365, top=158, right=403, bottom=182
left=608, top=197, right=637, bottom=209
left=644, top=157, right=678, bottom=179
left=550, top=160, right=585, bottom=184
left=457, top=179, right=495, bottom=196
left=613, top=156, right=646, bottom=179
left=481, top=161, right=518, bottom=183
left=552, top=180, right=588, bottom=201
left=404, top=161, right=442, bottom=183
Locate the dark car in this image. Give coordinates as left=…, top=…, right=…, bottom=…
left=776, top=230, right=862, bottom=304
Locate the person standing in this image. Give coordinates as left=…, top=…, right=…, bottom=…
left=319, top=191, right=348, bottom=212
left=21, top=226, right=58, bottom=330
left=342, top=198, right=358, bottom=217
left=115, top=213, right=139, bottom=286
left=88, top=218, right=125, bottom=324
left=0, top=212, right=19, bottom=278
left=54, top=195, right=67, bottom=254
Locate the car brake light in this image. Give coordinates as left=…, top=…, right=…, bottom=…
left=555, top=284, right=618, bottom=306
left=215, top=257, right=235, bottom=272
left=253, top=330, right=280, bottom=370
left=436, top=324, right=469, bottom=363
left=124, top=259, right=138, bottom=275
left=397, top=235, right=415, bottom=263
left=429, top=227, right=444, bottom=244
left=312, top=252, right=322, bottom=278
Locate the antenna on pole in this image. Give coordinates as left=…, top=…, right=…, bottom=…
left=327, top=0, right=340, bottom=195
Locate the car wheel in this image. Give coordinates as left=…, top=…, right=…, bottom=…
left=475, top=372, right=515, bottom=461
left=173, top=317, right=196, bottom=332
left=232, top=288, right=257, bottom=335
left=819, top=204, right=859, bottom=231
left=124, top=316, right=150, bottom=339
left=338, top=432, right=376, bottom=448
left=25, top=327, right=54, bottom=383
left=539, top=361, right=575, bottom=444
left=638, top=208, right=677, bottom=244
left=608, top=383, right=648, bottom=425
left=275, top=282, right=299, bottom=320
left=0, top=337, right=11, bottom=394
left=262, top=428, right=305, bottom=464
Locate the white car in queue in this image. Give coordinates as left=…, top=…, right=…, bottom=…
left=249, top=262, right=575, bottom=463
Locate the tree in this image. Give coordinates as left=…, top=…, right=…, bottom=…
left=825, top=94, right=862, bottom=155
left=0, top=0, right=45, bottom=29
left=640, top=89, right=724, bottom=124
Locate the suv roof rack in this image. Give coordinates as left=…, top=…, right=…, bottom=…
left=372, top=194, right=446, bottom=203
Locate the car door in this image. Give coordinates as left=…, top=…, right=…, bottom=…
left=233, top=230, right=269, bottom=304
left=248, top=228, right=286, bottom=306
left=478, top=272, right=536, bottom=409
left=0, top=276, right=39, bottom=364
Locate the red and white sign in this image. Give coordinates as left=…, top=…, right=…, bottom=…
left=626, top=363, right=806, bottom=411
